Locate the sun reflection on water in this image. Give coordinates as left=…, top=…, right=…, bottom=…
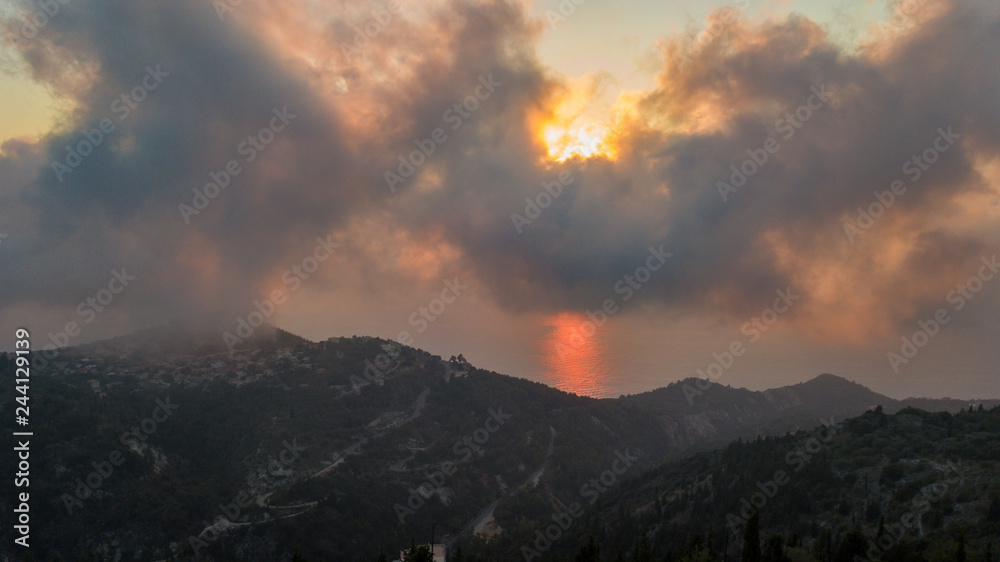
left=537, top=312, right=616, bottom=397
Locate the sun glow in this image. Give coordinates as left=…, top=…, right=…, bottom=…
left=542, top=123, right=615, bottom=162
left=538, top=312, right=615, bottom=397
left=537, top=74, right=624, bottom=162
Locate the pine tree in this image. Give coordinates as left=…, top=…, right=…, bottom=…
left=411, top=546, right=432, bottom=562
left=865, top=498, right=880, bottom=522
left=763, top=535, right=788, bottom=562
left=833, top=528, right=866, bottom=562
left=812, top=529, right=831, bottom=562
left=742, top=512, right=761, bottom=562
left=404, top=539, right=433, bottom=562
left=633, top=534, right=653, bottom=562
left=576, top=536, right=600, bottom=562
left=988, top=495, right=1000, bottom=522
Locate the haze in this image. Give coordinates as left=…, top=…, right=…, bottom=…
left=1, top=0, right=999, bottom=400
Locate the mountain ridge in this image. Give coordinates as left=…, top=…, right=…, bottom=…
left=49, top=320, right=1000, bottom=407
left=4, top=323, right=996, bottom=560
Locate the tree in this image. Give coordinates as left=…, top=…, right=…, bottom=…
left=402, top=544, right=432, bottom=562
left=412, top=547, right=433, bottom=562
left=865, top=498, right=881, bottom=523
left=377, top=548, right=387, bottom=562
left=291, top=549, right=310, bottom=562
left=987, top=495, right=1000, bottom=522
left=402, top=539, right=432, bottom=562
left=763, top=535, right=789, bottom=562
left=576, top=536, right=600, bottom=562
left=956, top=534, right=966, bottom=562
left=742, top=512, right=761, bottom=562
left=833, top=529, right=866, bottom=562
left=633, top=534, right=653, bottom=562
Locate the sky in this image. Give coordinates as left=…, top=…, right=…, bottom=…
left=1, top=0, right=999, bottom=401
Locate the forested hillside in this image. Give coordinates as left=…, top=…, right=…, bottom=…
left=454, top=406, right=1000, bottom=562
left=0, top=328, right=995, bottom=561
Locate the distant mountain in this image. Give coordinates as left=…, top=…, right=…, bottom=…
left=74, top=315, right=310, bottom=356
left=1, top=325, right=996, bottom=561
left=621, top=373, right=996, bottom=456
left=781, top=372, right=895, bottom=412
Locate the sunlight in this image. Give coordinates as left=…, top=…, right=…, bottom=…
left=536, top=74, right=623, bottom=162
left=538, top=312, right=614, bottom=397
left=541, top=122, right=615, bottom=162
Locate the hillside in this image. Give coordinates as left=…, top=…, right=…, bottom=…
left=468, top=406, right=1000, bottom=562
left=620, top=373, right=993, bottom=456
left=0, top=325, right=996, bottom=561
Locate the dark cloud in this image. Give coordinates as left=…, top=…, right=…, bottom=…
left=1, top=0, right=999, bottom=348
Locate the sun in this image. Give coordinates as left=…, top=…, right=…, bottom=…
left=536, top=74, right=625, bottom=163
left=541, top=123, right=616, bottom=162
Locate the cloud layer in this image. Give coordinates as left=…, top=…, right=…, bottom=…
left=1, top=0, right=999, bottom=349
